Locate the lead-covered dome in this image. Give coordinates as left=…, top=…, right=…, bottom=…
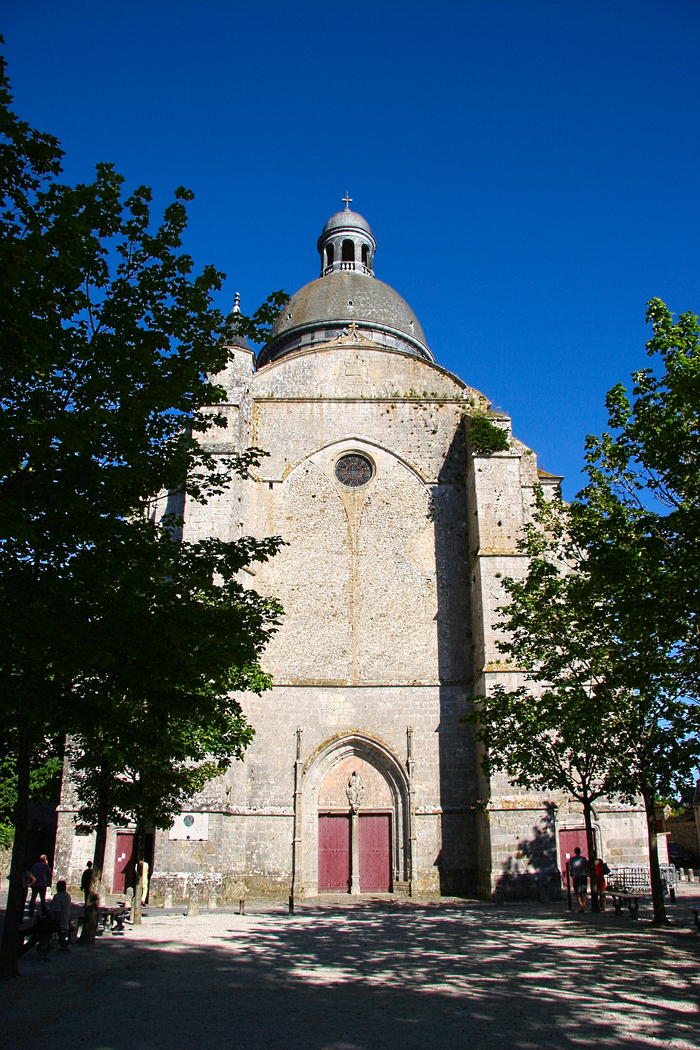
left=258, top=204, right=433, bottom=366
left=319, top=209, right=373, bottom=239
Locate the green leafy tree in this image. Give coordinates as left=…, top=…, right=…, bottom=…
left=470, top=336, right=700, bottom=924
left=465, top=489, right=624, bottom=912
left=71, top=692, right=258, bottom=927
left=0, top=46, right=286, bottom=976
left=582, top=299, right=700, bottom=695
left=0, top=740, right=63, bottom=849
left=571, top=298, right=700, bottom=922
left=63, top=520, right=281, bottom=938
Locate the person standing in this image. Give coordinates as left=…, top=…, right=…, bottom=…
left=20, top=866, right=36, bottom=920
left=568, top=847, right=589, bottom=912
left=28, top=854, right=51, bottom=918
left=81, top=860, right=93, bottom=907
left=595, top=857, right=609, bottom=912
left=141, top=859, right=149, bottom=906
left=50, top=880, right=72, bottom=951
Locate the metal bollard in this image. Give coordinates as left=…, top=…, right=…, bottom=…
left=238, top=898, right=245, bottom=915
left=288, top=894, right=294, bottom=914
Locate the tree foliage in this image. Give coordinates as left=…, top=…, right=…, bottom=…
left=0, top=43, right=285, bottom=975
left=0, top=739, right=63, bottom=849
left=468, top=301, right=700, bottom=924
left=582, top=299, right=700, bottom=695
left=465, top=488, right=625, bottom=911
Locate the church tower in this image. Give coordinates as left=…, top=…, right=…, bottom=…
left=55, top=202, right=650, bottom=901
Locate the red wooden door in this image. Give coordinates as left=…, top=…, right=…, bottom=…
left=318, top=815, right=350, bottom=892
left=558, top=827, right=589, bottom=877
left=359, top=814, right=391, bottom=892
left=113, top=833, right=137, bottom=894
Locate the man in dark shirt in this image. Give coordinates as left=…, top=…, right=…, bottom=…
left=568, top=847, right=589, bottom=912
left=28, top=854, right=52, bottom=917
left=81, top=861, right=93, bottom=907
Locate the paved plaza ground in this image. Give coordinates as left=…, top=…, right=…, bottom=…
left=1, top=888, right=699, bottom=1050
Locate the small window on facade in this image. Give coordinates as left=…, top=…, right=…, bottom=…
left=326, top=244, right=334, bottom=267
left=342, top=239, right=355, bottom=262
left=362, top=244, right=369, bottom=267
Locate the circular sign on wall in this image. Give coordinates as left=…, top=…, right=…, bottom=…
left=334, top=454, right=373, bottom=488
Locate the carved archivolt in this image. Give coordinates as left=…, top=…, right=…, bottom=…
left=301, top=732, right=411, bottom=888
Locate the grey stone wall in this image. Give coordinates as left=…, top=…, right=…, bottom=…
left=57, top=334, right=649, bottom=901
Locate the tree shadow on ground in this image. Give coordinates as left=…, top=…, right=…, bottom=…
left=2, top=897, right=699, bottom=1050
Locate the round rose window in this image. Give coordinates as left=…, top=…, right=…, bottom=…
left=334, top=454, right=373, bottom=488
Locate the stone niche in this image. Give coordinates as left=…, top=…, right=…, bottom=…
left=318, top=755, right=393, bottom=810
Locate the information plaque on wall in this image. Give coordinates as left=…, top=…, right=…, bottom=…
left=168, top=812, right=209, bottom=840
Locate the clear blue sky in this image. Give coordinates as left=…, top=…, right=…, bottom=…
left=2, top=0, right=698, bottom=495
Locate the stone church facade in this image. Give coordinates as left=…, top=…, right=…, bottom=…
left=55, top=206, right=648, bottom=901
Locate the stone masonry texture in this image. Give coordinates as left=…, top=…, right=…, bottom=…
left=56, top=241, right=648, bottom=901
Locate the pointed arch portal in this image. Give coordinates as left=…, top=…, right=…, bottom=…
left=300, top=733, right=411, bottom=895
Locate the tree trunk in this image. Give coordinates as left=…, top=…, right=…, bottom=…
left=132, top=825, right=145, bottom=925
left=80, top=760, right=111, bottom=944
left=642, top=788, right=668, bottom=925
left=0, top=728, right=32, bottom=980
left=582, top=795, right=600, bottom=913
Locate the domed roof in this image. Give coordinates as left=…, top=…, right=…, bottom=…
left=257, top=205, right=432, bottom=366
left=262, top=270, right=430, bottom=364
left=319, top=209, right=373, bottom=239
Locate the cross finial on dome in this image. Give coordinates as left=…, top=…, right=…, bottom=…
left=342, top=192, right=352, bottom=210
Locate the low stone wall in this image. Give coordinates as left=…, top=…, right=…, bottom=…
left=149, top=872, right=249, bottom=907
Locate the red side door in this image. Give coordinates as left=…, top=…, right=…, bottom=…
left=359, top=814, right=391, bottom=892
left=113, top=833, right=137, bottom=894
left=318, top=815, right=350, bottom=892
left=558, top=827, right=590, bottom=878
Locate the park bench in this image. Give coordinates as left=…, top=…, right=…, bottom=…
left=606, top=864, right=679, bottom=918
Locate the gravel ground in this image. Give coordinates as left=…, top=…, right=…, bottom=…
left=1, top=888, right=699, bottom=1050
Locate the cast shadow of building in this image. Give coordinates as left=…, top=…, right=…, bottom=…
left=432, top=422, right=478, bottom=897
